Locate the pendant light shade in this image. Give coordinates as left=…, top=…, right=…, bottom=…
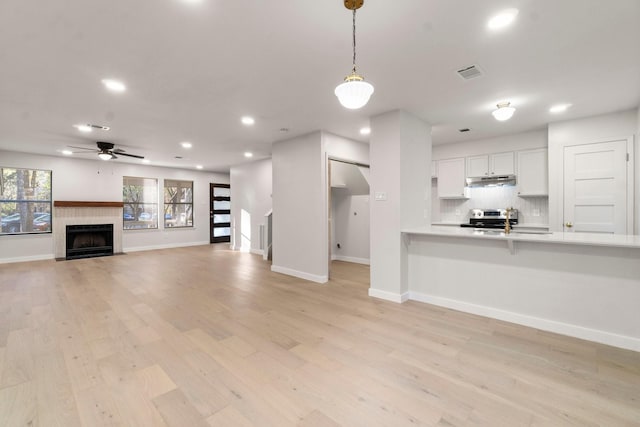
left=335, top=0, right=374, bottom=109
left=335, top=73, right=375, bottom=109
left=492, top=102, right=516, bottom=121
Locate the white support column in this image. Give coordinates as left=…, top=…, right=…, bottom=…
left=369, top=110, right=432, bottom=302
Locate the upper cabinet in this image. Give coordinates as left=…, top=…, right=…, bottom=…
left=466, top=152, right=514, bottom=177
left=437, top=157, right=469, bottom=199
left=516, top=148, right=548, bottom=196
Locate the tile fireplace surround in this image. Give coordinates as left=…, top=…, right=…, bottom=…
left=53, top=201, right=124, bottom=259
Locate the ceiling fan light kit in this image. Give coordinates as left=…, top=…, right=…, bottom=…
left=68, top=141, right=144, bottom=161
left=335, top=0, right=374, bottom=110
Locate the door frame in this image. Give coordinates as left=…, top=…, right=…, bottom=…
left=555, top=136, right=634, bottom=233
left=327, top=156, right=371, bottom=277
left=210, top=183, right=231, bottom=244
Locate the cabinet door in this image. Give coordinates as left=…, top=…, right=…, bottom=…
left=437, top=158, right=468, bottom=198
left=466, top=155, right=489, bottom=177
left=491, top=152, right=515, bottom=175
left=517, top=148, right=548, bottom=196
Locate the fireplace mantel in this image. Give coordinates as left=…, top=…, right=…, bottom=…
left=54, top=201, right=124, bottom=208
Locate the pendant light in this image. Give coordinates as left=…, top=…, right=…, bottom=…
left=335, top=0, right=374, bottom=109
left=492, top=102, right=516, bottom=121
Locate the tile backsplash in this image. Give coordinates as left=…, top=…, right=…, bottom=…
left=432, top=183, right=549, bottom=225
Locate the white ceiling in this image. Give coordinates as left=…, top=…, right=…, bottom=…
left=1, top=0, right=639, bottom=172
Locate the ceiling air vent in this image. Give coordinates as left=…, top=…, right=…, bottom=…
left=456, top=64, right=482, bottom=80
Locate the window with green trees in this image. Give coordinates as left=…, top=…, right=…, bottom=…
left=0, top=167, right=52, bottom=234
left=164, top=179, right=193, bottom=228
left=123, top=176, right=158, bottom=229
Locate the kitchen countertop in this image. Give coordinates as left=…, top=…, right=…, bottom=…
left=431, top=222, right=550, bottom=229
left=404, top=225, right=640, bottom=249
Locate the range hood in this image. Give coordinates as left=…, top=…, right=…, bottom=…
left=465, top=175, right=516, bottom=187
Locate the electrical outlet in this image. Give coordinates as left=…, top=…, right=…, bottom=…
left=455, top=209, right=461, bottom=216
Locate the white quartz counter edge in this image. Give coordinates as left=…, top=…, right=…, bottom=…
left=403, top=226, right=640, bottom=249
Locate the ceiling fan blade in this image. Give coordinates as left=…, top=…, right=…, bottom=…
left=68, top=145, right=98, bottom=151
left=113, top=148, right=126, bottom=153
left=116, top=152, right=145, bottom=159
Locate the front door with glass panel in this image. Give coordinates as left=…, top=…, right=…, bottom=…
left=210, top=183, right=231, bottom=243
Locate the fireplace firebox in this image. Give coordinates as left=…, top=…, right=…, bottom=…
left=65, top=224, right=114, bottom=260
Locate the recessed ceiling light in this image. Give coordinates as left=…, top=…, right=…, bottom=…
left=74, top=124, right=93, bottom=133
left=180, top=141, right=192, bottom=148
left=101, top=79, right=126, bottom=92
left=488, top=8, right=519, bottom=30
left=142, top=159, right=151, bottom=164
left=549, top=103, right=572, bottom=113
left=244, top=152, right=253, bottom=158
left=360, top=127, right=371, bottom=135
left=75, top=124, right=110, bottom=132
left=196, top=165, right=203, bottom=169
left=241, top=116, right=255, bottom=126
left=62, top=150, right=73, bottom=156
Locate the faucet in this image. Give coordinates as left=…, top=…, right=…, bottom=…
left=504, top=207, right=514, bottom=234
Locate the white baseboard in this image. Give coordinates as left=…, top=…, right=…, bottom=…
left=368, top=288, right=409, bottom=303
left=332, top=255, right=370, bottom=265
left=409, top=291, right=640, bottom=352
left=271, top=265, right=328, bottom=284
left=0, top=254, right=55, bottom=264
left=125, top=241, right=210, bottom=253
left=232, top=246, right=263, bottom=256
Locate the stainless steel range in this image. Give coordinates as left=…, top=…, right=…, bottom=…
left=460, top=208, right=518, bottom=229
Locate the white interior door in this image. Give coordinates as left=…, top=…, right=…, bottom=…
left=563, top=139, right=629, bottom=234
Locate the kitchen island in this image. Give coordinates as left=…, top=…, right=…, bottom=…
left=397, top=226, right=640, bottom=351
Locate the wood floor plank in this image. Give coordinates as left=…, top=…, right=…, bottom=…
left=0, top=244, right=638, bottom=426
left=0, top=381, right=37, bottom=427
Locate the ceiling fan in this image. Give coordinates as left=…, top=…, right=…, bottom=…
left=68, top=141, right=144, bottom=161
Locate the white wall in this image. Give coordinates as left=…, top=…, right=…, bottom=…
left=548, top=109, right=638, bottom=232
left=369, top=110, right=431, bottom=301
left=0, top=150, right=228, bottom=262
left=271, top=132, right=326, bottom=282
left=637, top=106, right=640, bottom=234
left=331, top=191, right=370, bottom=264
left=432, top=129, right=547, bottom=160
left=230, top=158, right=272, bottom=254
left=324, top=132, right=369, bottom=164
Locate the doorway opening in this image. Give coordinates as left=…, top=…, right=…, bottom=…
left=328, top=159, right=370, bottom=279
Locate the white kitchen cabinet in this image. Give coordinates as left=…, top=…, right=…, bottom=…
left=466, top=152, right=515, bottom=177
left=437, top=157, right=469, bottom=199
left=516, top=148, right=548, bottom=196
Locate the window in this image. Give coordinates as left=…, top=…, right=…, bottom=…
left=164, top=179, right=193, bottom=228
left=123, top=177, right=158, bottom=229
left=0, top=167, right=52, bottom=234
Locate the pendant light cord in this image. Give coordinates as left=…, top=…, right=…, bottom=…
left=352, top=9, right=357, bottom=73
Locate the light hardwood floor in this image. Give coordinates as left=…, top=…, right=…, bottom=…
left=0, top=244, right=639, bottom=426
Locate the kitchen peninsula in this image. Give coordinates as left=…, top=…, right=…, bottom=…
left=399, top=226, right=640, bottom=351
